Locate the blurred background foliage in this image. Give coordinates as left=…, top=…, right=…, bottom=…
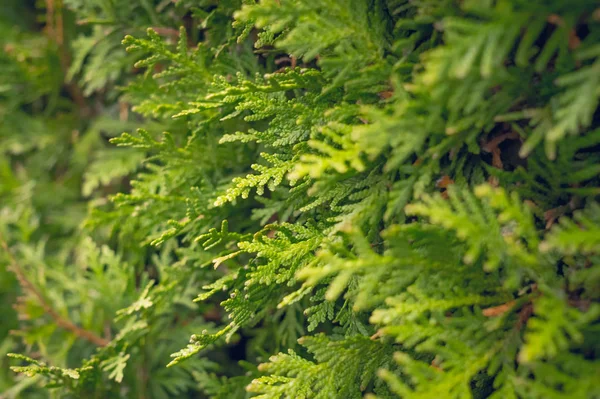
left=0, top=1, right=235, bottom=397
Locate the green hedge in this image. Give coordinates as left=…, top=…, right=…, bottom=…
left=1, top=1, right=599, bottom=398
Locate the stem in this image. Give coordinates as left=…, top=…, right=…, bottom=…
left=0, top=236, right=109, bottom=347
left=44, top=0, right=89, bottom=112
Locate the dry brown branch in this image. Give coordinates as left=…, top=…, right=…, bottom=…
left=1, top=236, right=109, bottom=347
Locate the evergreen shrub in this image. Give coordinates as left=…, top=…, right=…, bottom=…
left=1, top=1, right=599, bottom=398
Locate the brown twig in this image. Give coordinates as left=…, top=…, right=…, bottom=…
left=55, top=0, right=64, bottom=47
left=481, top=131, right=520, bottom=169
left=483, top=286, right=539, bottom=332
left=481, top=131, right=520, bottom=186
left=44, top=0, right=88, bottom=112
left=274, top=55, right=298, bottom=73
left=516, top=302, right=534, bottom=330
left=378, top=90, right=394, bottom=100
left=543, top=196, right=581, bottom=229
left=45, top=0, right=55, bottom=42
left=547, top=14, right=582, bottom=50
left=152, top=27, right=181, bottom=39
left=1, top=236, right=109, bottom=346
left=436, top=175, right=454, bottom=199
left=430, top=356, right=443, bottom=371
left=482, top=300, right=516, bottom=317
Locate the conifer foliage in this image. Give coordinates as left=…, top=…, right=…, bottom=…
left=2, top=0, right=600, bottom=398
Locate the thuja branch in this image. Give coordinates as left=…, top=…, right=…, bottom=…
left=0, top=236, right=109, bottom=347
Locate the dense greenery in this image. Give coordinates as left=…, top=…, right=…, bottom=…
left=1, top=1, right=599, bottom=398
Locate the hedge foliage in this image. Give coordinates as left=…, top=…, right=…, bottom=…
left=1, top=1, right=599, bottom=398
